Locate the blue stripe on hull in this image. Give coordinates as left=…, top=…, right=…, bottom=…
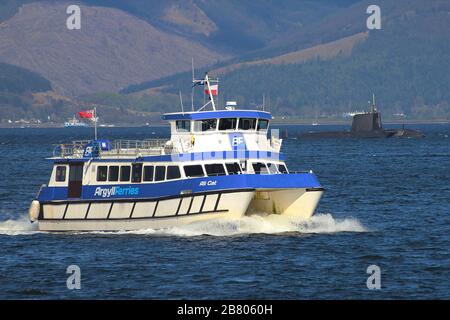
left=38, top=173, right=321, bottom=202
left=52, top=150, right=285, bottom=164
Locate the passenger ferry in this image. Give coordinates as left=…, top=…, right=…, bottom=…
left=64, top=115, right=89, bottom=127
left=29, top=74, right=324, bottom=231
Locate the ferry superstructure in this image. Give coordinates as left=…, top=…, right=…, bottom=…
left=29, top=74, right=324, bottom=231
left=64, top=116, right=89, bottom=127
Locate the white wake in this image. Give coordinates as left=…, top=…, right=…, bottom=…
left=0, top=213, right=367, bottom=237
left=0, top=217, right=39, bottom=235
left=88, top=213, right=368, bottom=237
left=167, top=213, right=366, bottom=236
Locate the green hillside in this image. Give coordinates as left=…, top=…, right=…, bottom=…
left=122, top=0, right=450, bottom=120
left=0, top=62, right=53, bottom=121
left=219, top=2, right=450, bottom=118
left=1, top=0, right=449, bottom=122
left=0, top=62, right=52, bottom=94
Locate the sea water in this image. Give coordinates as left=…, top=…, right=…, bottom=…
left=0, top=124, right=448, bottom=299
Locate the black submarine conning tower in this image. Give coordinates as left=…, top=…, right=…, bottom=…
left=351, top=93, right=383, bottom=132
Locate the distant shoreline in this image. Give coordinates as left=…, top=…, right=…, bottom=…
left=1, top=119, right=449, bottom=129
left=270, top=120, right=450, bottom=126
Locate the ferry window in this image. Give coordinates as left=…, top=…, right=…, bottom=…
left=257, top=119, right=269, bottom=131
left=108, top=166, right=119, bottom=181
left=219, top=118, right=237, bottom=130
left=267, top=163, right=278, bottom=174
left=238, top=118, right=256, bottom=130
left=143, top=166, right=154, bottom=182
left=131, top=163, right=143, bottom=183
left=97, top=166, right=108, bottom=182
left=176, top=120, right=191, bottom=132
left=184, top=165, right=204, bottom=177
left=167, top=166, right=181, bottom=180
left=155, top=166, right=166, bottom=182
left=252, top=162, right=269, bottom=174
left=194, top=119, right=217, bottom=132
left=278, top=164, right=288, bottom=174
left=55, top=166, right=66, bottom=182
left=205, top=164, right=226, bottom=176
left=225, top=163, right=242, bottom=175
left=120, top=166, right=131, bottom=182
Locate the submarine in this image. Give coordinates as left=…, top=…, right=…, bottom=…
left=299, top=95, right=424, bottom=139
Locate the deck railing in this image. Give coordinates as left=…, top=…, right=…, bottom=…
left=54, top=140, right=91, bottom=158
left=108, top=139, right=168, bottom=156
left=112, top=139, right=167, bottom=151
left=53, top=139, right=168, bottom=158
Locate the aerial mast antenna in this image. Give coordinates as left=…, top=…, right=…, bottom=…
left=94, top=106, right=97, bottom=140
left=262, top=93, right=265, bottom=111
left=179, top=91, right=184, bottom=114
left=191, top=58, right=195, bottom=111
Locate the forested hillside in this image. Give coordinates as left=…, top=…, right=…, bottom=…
left=1, top=0, right=449, bottom=123
left=0, top=62, right=52, bottom=122
left=0, top=62, right=52, bottom=94
left=123, top=0, right=450, bottom=119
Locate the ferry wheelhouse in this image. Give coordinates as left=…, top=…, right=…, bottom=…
left=29, top=74, right=324, bottom=231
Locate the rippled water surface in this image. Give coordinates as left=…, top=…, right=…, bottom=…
left=0, top=124, right=449, bottom=299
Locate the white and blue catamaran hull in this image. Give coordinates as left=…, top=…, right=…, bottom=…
left=33, top=173, right=323, bottom=231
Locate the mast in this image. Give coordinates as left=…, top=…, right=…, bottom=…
left=179, top=91, right=184, bottom=114
left=192, top=72, right=219, bottom=112
left=191, top=58, right=195, bottom=111
left=204, top=73, right=216, bottom=111
left=94, top=106, right=98, bottom=140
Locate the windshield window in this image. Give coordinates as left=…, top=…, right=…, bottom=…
left=257, top=119, right=269, bottom=131
left=176, top=120, right=191, bottom=132
left=238, top=118, right=256, bottom=130
left=194, top=119, right=217, bottom=132
left=219, top=118, right=237, bottom=130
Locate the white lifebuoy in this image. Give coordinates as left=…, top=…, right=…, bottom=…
left=28, top=200, right=40, bottom=222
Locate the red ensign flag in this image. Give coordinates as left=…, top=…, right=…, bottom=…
left=205, top=84, right=218, bottom=96
left=78, top=110, right=94, bottom=119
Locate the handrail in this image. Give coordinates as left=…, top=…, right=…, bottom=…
left=53, top=140, right=90, bottom=158
left=53, top=139, right=168, bottom=158
left=113, top=139, right=167, bottom=151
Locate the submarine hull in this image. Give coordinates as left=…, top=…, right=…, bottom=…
left=298, top=110, right=424, bottom=139
left=298, top=129, right=423, bottom=139
left=299, top=130, right=396, bottom=139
